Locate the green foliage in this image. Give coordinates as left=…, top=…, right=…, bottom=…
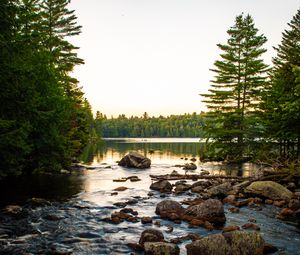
left=0, top=0, right=93, bottom=176
left=262, top=9, right=300, bottom=160
left=201, top=14, right=269, bottom=161
left=94, top=112, right=206, bottom=138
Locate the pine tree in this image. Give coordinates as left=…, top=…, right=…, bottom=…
left=201, top=14, right=269, bottom=161
left=263, top=9, right=300, bottom=159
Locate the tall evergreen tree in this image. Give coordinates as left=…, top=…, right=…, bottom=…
left=263, top=9, right=300, bottom=159
left=201, top=14, right=269, bottom=160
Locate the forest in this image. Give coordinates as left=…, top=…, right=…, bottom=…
left=94, top=112, right=206, bottom=138
left=0, top=0, right=93, bottom=176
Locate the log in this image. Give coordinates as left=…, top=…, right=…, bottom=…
left=149, top=174, right=253, bottom=181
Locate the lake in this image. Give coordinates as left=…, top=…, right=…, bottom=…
left=0, top=138, right=299, bottom=254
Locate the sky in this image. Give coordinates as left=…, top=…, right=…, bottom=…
left=68, top=0, right=299, bottom=118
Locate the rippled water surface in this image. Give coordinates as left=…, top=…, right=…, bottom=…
left=0, top=138, right=299, bottom=254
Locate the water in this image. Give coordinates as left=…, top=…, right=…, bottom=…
left=0, top=138, right=299, bottom=254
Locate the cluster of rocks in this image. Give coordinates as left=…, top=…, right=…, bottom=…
left=124, top=168, right=300, bottom=254
left=113, top=175, right=141, bottom=182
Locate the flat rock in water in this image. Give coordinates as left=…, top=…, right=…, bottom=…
left=244, top=181, right=293, bottom=201
left=118, top=152, right=151, bottom=169
left=150, top=180, right=172, bottom=192
left=186, top=231, right=264, bottom=255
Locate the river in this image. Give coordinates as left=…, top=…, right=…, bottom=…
left=0, top=138, right=299, bottom=254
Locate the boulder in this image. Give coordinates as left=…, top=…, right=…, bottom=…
left=207, top=182, right=232, bottom=198
left=175, top=184, right=191, bottom=193
left=244, top=181, right=293, bottom=201
left=155, top=200, right=184, bottom=219
left=183, top=163, right=197, bottom=170
left=186, top=231, right=264, bottom=255
left=184, top=199, right=225, bottom=225
left=144, top=242, right=180, bottom=255
left=118, top=152, right=151, bottom=169
left=139, top=229, right=164, bottom=246
left=150, top=180, right=172, bottom=192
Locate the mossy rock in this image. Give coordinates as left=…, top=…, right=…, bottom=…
left=186, top=231, right=264, bottom=255
left=244, top=181, right=293, bottom=201
left=144, top=242, right=179, bottom=255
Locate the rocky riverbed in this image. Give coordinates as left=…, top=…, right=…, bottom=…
left=0, top=155, right=300, bottom=255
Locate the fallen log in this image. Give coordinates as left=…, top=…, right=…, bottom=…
left=149, top=174, right=253, bottom=181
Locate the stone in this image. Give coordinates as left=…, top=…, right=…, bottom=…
left=150, top=180, right=173, bottom=192
left=189, top=219, right=204, bottom=226
left=139, top=229, right=164, bottom=246
left=155, top=200, right=184, bottom=220
left=113, top=186, right=128, bottom=191
left=144, top=242, right=180, bottom=255
left=183, top=163, right=197, bottom=170
left=223, top=195, right=236, bottom=204
left=288, top=199, right=300, bottom=210
left=175, top=184, right=191, bottom=193
left=184, top=199, right=226, bottom=225
left=200, top=170, right=210, bottom=176
left=244, top=181, right=293, bottom=201
left=207, top=182, right=232, bottom=198
left=265, top=199, right=273, bottom=204
left=191, top=186, right=204, bottom=193
left=273, top=200, right=286, bottom=207
left=29, top=197, right=50, bottom=206
left=242, top=223, right=260, bottom=231
left=222, top=225, right=240, bottom=233
left=228, top=207, right=240, bottom=213
left=263, top=243, right=278, bottom=254
left=203, top=221, right=214, bottom=230
left=170, top=170, right=180, bottom=176
left=191, top=180, right=211, bottom=189
left=3, top=205, right=23, bottom=215
left=186, top=231, right=264, bottom=255
left=141, top=217, right=153, bottom=224
left=127, top=243, right=144, bottom=252
left=118, top=152, right=151, bottom=169
left=277, top=208, right=294, bottom=219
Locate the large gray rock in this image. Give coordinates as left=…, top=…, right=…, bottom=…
left=207, top=182, right=232, bottom=198
left=244, top=181, right=293, bottom=201
left=118, top=152, right=151, bottom=169
left=184, top=199, right=225, bottom=225
left=186, top=231, right=264, bottom=255
left=155, top=200, right=184, bottom=216
left=144, top=242, right=180, bottom=255
left=150, top=180, right=172, bottom=192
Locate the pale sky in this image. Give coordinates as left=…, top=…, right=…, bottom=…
left=69, top=0, right=299, bottom=118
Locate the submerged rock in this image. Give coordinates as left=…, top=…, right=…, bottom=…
left=144, top=242, right=180, bottom=255
left=118, top=152, right=151, bottom=169
left=139, top=229, right=164, bottom=246
left=244, top=181, right=293, bottom=201
left=184, top=199, right=226, bottom=225
left=186, top=231, right=264, bottom=255
left=150, top=180, right=172, bottom=192
left=183, top=163, right=197, bottom=170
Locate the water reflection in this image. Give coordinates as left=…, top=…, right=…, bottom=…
left=80, top=138, right=260, bottom=177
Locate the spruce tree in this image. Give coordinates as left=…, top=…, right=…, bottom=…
left=201, top=14, right=269, bottom=161
left=263, top=9, right=300, bottom=159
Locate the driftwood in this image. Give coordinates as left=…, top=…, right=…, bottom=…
left=150, top=174, right=253, bottom=181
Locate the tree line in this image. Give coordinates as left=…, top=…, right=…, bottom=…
left=0, top=0, right=93, bottom=176
left=201, top=11, right=300, bottom=164
left=94, top=112, right=206, bottom=138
